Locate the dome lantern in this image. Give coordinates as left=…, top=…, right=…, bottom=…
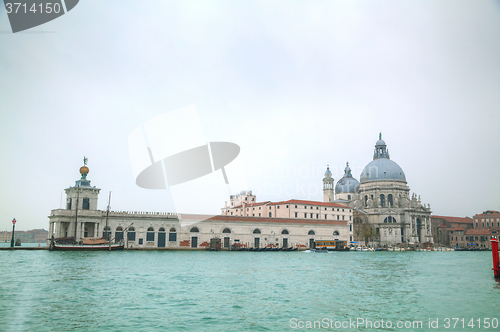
left=373, top=132, right=390, bottom=160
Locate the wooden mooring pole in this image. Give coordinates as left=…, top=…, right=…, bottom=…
left=491, top=238, right=499, bottom=278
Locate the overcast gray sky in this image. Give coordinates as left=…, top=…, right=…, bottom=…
left=1, top=0, right=499, bottom=230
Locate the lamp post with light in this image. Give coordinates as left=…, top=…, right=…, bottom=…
left=10, top=218, right=16, bottom=248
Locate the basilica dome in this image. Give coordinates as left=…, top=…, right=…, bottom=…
left=359, top=134, right=406, bottom=183
left=335, top=162, right=359, bottom=194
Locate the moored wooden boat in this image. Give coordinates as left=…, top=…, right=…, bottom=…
left=50, top=241, right=124, bottom=251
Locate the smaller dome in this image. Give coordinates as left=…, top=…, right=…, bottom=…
left=240, top=190, right=246, bottom=195
left=376, top=139, right=386, bottom=146
left=335, top=177, right=360, bottom=194
left=335, top=162, right=359, bottom=194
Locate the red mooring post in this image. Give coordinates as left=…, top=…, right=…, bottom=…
left=491, top=238, right=499, bottom=278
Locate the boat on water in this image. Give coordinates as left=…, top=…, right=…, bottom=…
left=50, top=237, right=124, bottom=251
left=49, top=164, right=129, bottom=252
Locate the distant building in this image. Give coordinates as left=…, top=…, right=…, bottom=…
left=0, top=229, right=48, bottom=243
left=463, top=229, right=496, bottom=249
left=457, top=210, right=500, bottom=249
left=473, top=210, right=500, bottom=231
left=431, top=216, right=473, bottom=247
left=222, top=191, right=353, bottom=222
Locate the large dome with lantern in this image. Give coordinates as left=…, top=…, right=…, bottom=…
left=359, top=134, right=406, bottom=183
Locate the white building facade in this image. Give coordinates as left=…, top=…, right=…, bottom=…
left=49, top=164, right=352, bottom=249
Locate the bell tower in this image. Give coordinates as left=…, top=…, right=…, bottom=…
left=323, top=165, right=334, bottom=202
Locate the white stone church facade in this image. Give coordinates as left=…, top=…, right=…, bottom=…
left=324, top=135, right=433, bottom=245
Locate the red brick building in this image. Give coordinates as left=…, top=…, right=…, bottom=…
left=473, top=210, right=500, bottom=231
left=431, top=215, right=473, bottom=247
left=460, top=210, right=500, bottom=249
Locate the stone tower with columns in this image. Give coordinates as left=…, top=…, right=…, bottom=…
left=323, top=165, right=334, bottom=202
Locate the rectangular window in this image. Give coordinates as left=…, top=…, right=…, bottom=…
left=295, top=212, right=298, bottom=218
left=147, top=233, right=155, bottom=242
left=295, top=205, right=297, bottom=208
left=304, top=213, right=307, bottom=218
left=169, top=233, right=177, bottom=242
left=138, top=238, right=143, bottom=245
left=128, top=232, right=136, bottom=241
left=82, top=198, right=90, bottom=210
left=66, top=198, right=72, bottom=210
left=259, top=213, right=261, bottom=217
left=277, top=206, right=280, bottom=209
left=316, top=214, right=319, bottom=219
left=310, top=213, right=313, bottom=218
left=350, top=216, right=352, bottom=221
left=324, top=215, right=327, bottom=219
left=337, top=215, right=339, bottom=220
left=342, top=215, right=345, bottom=220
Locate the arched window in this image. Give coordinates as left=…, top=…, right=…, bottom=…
left=333, top=231, right=340, bottom=236
left=380, top=194, right=385, bottom=207
left=147, top=227, right=155, bottom=242
left=253, top=229, right=261, bottom=234
left=269, top=212, right=272, bottom=217
left=308, top=230, right=315, bottom=235
left=190, top=227, right=199, bottom=233
left=388, top=194, right=393, bottom=206
left=169, top=228, right=177, bottom=242
left=281, top=229, right=289, bottom=235
left=127, top=227, right=136, bottom=241
left=222, top=228, right=231, bottom=234
left=383, top=216, right=396, bottom=223
left=159, top=227, right=165, bottom=232
left=115, top=226, right=123, bottom=242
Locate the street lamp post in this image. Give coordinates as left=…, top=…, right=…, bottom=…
left=10, top=218, right=16, bottom=248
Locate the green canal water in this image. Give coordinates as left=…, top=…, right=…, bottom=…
left=0, top=251, right=498, bottom=332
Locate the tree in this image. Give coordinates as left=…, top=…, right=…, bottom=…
left=360, top=224, right=377, bottom=246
